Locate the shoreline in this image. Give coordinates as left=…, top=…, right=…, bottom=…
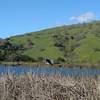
left=0, top=61, right=100, bottom=69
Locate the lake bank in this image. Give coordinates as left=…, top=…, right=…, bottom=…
left=0, top=61, right=100, bottom=69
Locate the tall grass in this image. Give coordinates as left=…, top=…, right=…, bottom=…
left=0, top=73, right=100, bottom=100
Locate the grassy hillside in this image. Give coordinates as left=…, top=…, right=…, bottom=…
left=7, top=21, right=100, bottom=64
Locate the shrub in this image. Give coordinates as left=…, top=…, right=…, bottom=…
left=54, top=57, right=65, bottom=64
left=37, top=57, right=44, bottom=62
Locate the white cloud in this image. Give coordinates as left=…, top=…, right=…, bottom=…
left=70, top=12, right=96, bottom=22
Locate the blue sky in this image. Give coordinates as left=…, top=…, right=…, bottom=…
left=0, top=0, right=100, bottom=38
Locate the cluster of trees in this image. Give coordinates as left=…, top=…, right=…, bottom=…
left=0, top=39, right=67, bottom=64
left=1, top=21, right=100, bottom=64
left=52, top=26, right=80, bottom=64
left=0, top=40, right=35, bottom=62
left=52, top=21, right=100, bottom=64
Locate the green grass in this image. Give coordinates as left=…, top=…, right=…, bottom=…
left=75, top=33, right=100, bottom=63
left=8, top=21, right=100, bottom=64
left=10, top=32, right=64, bottom=60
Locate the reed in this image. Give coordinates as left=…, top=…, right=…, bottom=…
left=0, top=73, right=99, bottom=100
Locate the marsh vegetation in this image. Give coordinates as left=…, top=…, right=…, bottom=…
left=0, top=73, right=99, bottom=100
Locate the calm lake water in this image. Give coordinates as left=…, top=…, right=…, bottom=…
left=0, top=65, right=100, bottom=76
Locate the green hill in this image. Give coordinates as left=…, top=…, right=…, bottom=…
left=2, top=21, right=100, bottom=64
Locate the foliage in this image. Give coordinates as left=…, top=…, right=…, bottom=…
left=0, top=21, right=100, bottom=64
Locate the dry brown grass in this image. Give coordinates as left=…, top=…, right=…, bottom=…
left=0, top=73, right=100, bottom=100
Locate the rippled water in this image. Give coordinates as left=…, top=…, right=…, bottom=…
left=0, top=65, right=100, bottom=76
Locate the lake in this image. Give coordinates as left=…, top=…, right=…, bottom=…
left=0, top=65, right=100, bottom=76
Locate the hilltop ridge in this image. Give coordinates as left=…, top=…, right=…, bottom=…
left=0, top=21, right=100, bottom=64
